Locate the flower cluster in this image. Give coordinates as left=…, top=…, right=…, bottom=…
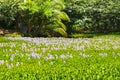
left=0, top=36, right=119, bottom=70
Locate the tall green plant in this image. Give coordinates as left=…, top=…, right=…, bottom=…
left=18, top=0, right=70, bottom=37
left=18, top=0, right=39, bottom=34
left=50, top=0, right=70, bottom=37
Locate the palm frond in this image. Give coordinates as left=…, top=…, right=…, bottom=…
left=54, top=28, right=67, bottom=37
left=53, top=0, right=65, bottom=10
left=56, top=20, right=67, bottom=31
left=60, top=12, right=70, bottom=21
left=53, top=10, right=70, bottom=21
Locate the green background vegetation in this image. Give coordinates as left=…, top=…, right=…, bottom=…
left=0, top=0, right=120, bottom=37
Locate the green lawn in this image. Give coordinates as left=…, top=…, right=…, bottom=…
left=0, top=34, right=120, bottom=80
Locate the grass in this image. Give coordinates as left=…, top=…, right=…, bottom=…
left=0, top=34, right=120, bottom=80
left=70, top=32, right=120, bottom=38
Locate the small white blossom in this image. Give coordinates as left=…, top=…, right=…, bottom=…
left=44, top=54, right=54, bottom=60
left=99, top=53, right=107, bottom=57
left=10, top=53, right=16, bottom=61
left=16, top=62, right=20, bottom=67
left=60, top=54, right=66, bottom=59
left=0, top=60, right=4, bottom=65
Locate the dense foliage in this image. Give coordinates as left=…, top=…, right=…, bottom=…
left=0, top=0, right=120, bottom=37
left=0, top=0, right=69, bottom=37
left=0, top=0, right=20, bottom=29
left=65, top=0, right=120, bottom=33
left=0, top=35, right=120, bottom=79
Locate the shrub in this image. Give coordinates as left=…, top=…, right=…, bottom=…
left=0, top=0, right=20, bottom=29
left=65, top=0, right=120, bottom=33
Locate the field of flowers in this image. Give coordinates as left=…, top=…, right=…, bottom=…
left=0, top=35, right=120, bottom=80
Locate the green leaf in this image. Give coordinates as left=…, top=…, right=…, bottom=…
left=54, top=28, right=67, bottom=37
left=56, top=20, right=67, bottom=31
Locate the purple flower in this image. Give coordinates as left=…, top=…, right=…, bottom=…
left=80, top=45, right=84, bottom=50
left=79, top=53, right=91, bottom=58
left=67, top=54, right=73, bottom=58
left=28, top=53, right=41, bottom=59
left=99, top=53, right=107, bottom=57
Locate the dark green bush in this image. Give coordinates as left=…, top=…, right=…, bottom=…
left=0, top=0, right=20, bottom=29
left=1, top=0, right=120, bottom=36
left=65, top=0, right=120, bottom=33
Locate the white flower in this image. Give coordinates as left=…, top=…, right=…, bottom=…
left=6, top=63, right=13, bottom=69
left=44, top=54, right=54, bottom=60
left=10, top=53, right=16, bottom=61
left=79, top=53, right=91, bottom=58
left=0, top=60, right=4, bottom=65
left=36, top=41, right=40, bottom=45
left=22, top=43, right=26, bottom=50
left=28, top=53, right=41, bottom=59
left=80, top=45, right=84, bottom=50
left=16, top=62, right=20, bottom=67
left=99, top=53, right=107, bottom=57
left=20, top=53, right=24, bottom=57
left=6, top=63, right=10, bottom=69
left=60, top=54, right=66, bottom=59
left=50, top=62, right=53, bottom=65
left=112, top=46, right=119, bottom=49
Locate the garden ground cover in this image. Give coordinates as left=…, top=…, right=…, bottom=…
left=0, top=35, right=120, bottom=80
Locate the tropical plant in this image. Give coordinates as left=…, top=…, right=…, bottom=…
left=49, top=0, right=70, bottom=37
left=18, top=0, right=70, bottom=37
left=18, top=0, right=40, bottom=35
